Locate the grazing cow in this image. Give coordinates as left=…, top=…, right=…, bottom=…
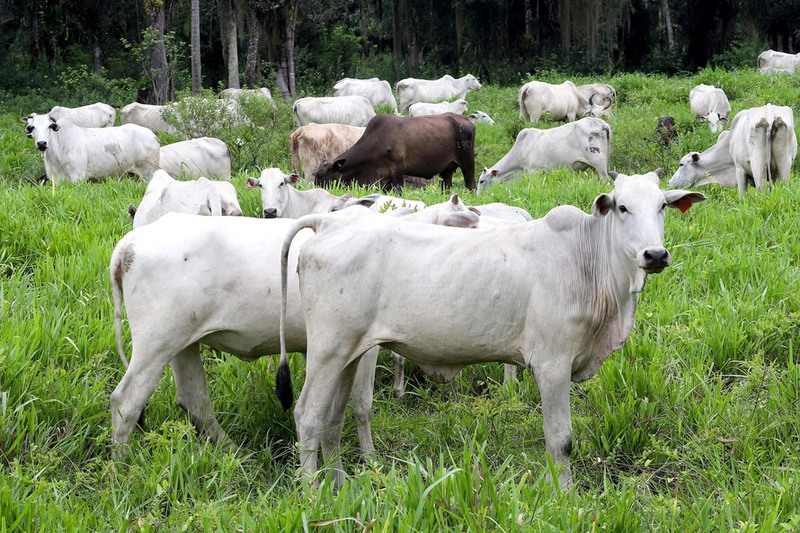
left=396, top=74, right=482, bottom=112
left=365, top=194, right=427, bottom=213
left=519, top=80, right=611, bottom=123
left=576, top=83, right=616, bottom=115
left=159, top=137, right=232, bottom=180
left=128, top=169, right=242, bottom=227
left=408, top=99, right=468, bottom=117
left=757, top=49, right=800, bottom=74
left=293, top=95, right=376, bottom=127
left=478, top=117, right=612, bottom=192
left=289, top=123, right=365, bottom=181
left=654, top=116, right=678, bottom=147
left=25, top=114, right=160, bottom=184
left=44, top=102, right=116, bottom=128
left=690, top=85, right=731, bottom=133
left=467, top=110, right=495, bottom=125
left=313, top=113, right=476, bottom=192
left=219, top=87, right=272, bottom=100
left=333, top=77, right=398, bottom=113
left=245, top=168, right=374, bottom=218
left=670, top=104, right=797, bottom=198
left=120, top=102, right=176, bottom=134
left=278, top=171, right=705, bottom=488
left=109, top=212, right=381, bottom=458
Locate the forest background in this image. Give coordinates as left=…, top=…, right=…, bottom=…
left=1, top=0, right=799, bottom=104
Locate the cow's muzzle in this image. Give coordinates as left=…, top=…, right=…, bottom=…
left=640, top=247, right=670, bottom=273
left=36, top=141, right=47, bottom=151
left=263, top=208, right=278, bottom=219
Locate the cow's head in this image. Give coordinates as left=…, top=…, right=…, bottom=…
left=477, top=167, right=502, bottom=193
left=701, top=112, right=727, bottom=133
left=467, top=111, right=495, bottom=126
left=24, top=113, right=62, bottom=152
left=439, top=193, right=481, bottom=228
left=245, top=168, right=301, bottom=218
left=583, top=93, right=613, bottom=118
left=313, top=158, right=346, bottom=187
left=592, top=170, right=705, bottom=282
left=465, top=74, right=482, bottom=92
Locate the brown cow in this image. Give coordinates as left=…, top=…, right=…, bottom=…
left=289, top=123, right=366, bottom=182
left=313, top=113, right=476, bottom=192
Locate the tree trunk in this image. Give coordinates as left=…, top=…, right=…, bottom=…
left=392, top=0, right=402, bottom=76
left=148, top=2, right=171, bottom=104
left=29, top=0, right=40, bottom=72
left=524, top=0, right=533, bottom=42
left=191, top=0, right=202, bottom=93
left=454, top=0, right=464, bottom=68
left=558, top=0, right=571, bottom=57
left=661, top=0, right=674, bottom=50
left=219, top=0, right=240, bottom=89
left=92, top=35, right=102, bottom=74
left=286, top=1, right=296, bottom=97
left=244, top=5, right=260, bottom=88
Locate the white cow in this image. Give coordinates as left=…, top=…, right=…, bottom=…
left=408, top=99, right=468, bottom=117
left=25, top=114, right=160, bottom=184
left=519, top=80, right=611, bottom=123
left=689, top=84, right=731, bottom=133
left=333, top=77, right=398, bottom=113
left=159, top=137, right=232, bottom=180
left=128, top=169, right=242, bottom=227
left=365, top=194, right=427, bottom=213
left=396, top=74, right=482, bottom=113
left=576, top=83, right=616, bottom=117
left=757, top=49, right=800, bottom=74
left=245, top=168, right=374, bottom=218
left=467, top=110, right=495, bottom=125
left=278, top=171, right=705, bottom=488
left=478, top=117, right=612, bottom=192
left=670, top=104, right=797, bottom=198
left=109, top=212, right=381, bottom=457
left=292, top=95, right=376, bottom=127
left=289, top=123, right=366, bottom=181
left=668, top=131, right=737, bottom=189
left=120, top=102, right=176, bottom=133
left=219, top=87, right=272, bottom=100
left=45, top=102, right=116, bottom=128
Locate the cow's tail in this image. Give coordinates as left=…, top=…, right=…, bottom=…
left=277, top=214, right=325, bottom=410
left=289, top=130, right=302, bottom=175
left=519, top=86, right=530, bottom=121
left=110, top=245, right=130, bottom=370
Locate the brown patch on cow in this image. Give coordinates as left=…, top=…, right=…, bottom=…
left=114, top=244, right=135, bottom=289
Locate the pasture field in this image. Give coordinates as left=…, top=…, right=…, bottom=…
left=1, top=69, right=800, bottom=531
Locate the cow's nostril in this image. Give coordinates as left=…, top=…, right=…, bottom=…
left=264, top=209, right=277, bottom=219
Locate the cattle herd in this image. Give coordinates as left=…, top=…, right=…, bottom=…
left=19, top=49, right=800, bottom=488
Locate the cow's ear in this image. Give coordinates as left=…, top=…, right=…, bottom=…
left=442, top=211, right=480, bottom=228
left=245, top=178, right=259, bottom=189
left=609, top=171, right=619, bottom=181
left=490, top=169, right=499, bottom=177
left=332, top=159, right=346, bottom=171
left=287, top=173, right=301, bottom=184
left=592, top=193, right=614, bottom=217
left=468, top=206, right=481, bottom=215
left=653, top=168, right=662, bottom=177
left=700, top=115, right=707, bottom=122
left=49, top=122, right=60, bottom=131
left=664, top=190, right=707, bottom=213
left=20, top=115, right=31, bottom=123
left=127, top=204, right=137, bottom=222
left=691, top=153, right=700, bottom=163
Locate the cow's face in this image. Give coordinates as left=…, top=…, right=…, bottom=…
left=25, top=113, right=60, bottom=151
left=593, top=171, right=705, bottom=276
left=582, top=94, right=613, bottom=118
left=313, top=159, right=345, bottom=187
left=465, top=74, right=482, bottom=91
left=703, top=112, right=727, bottom=133
left=668, top=152, right=705, bottom=188
left=468, top=111, right=495, bottom=126
left=245, top=168, right=300, bottom=218
left=477, top=168, right=501, bottom=193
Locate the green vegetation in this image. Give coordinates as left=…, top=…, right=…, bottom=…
left=1, top=68, right=800, bottom=531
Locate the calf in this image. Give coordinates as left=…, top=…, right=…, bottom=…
left=128, top=169, right=242, bottom=227
left=408, top=99, right=468, bottom=117
left=655, top=116, right=677, bottom=147
left=289, top=123, right=365, bottom=182
left=478, top=117, right=611, bottom=192
left=313, top=113, right=476, bottom=192
left=278, top=171, right=705, bottom=488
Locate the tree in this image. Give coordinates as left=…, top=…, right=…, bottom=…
left=191, top=0, right=201, bottom=93
left=219, top=0, right=240, bottom=89
left=145, top=0, right=172, bottom=103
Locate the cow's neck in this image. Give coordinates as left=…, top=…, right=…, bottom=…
left=285, top=187, right=335, bottom=219
left=570, top=214, right=641, bottom=382
left=698, top=134, right=737, bottom=187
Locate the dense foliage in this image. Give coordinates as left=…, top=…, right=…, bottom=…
left=2, top=0, right=800, bottom=100
left=1, top=68, right=800, bottom=529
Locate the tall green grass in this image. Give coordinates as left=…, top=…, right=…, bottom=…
left=2, top=68, right=800, bottom=530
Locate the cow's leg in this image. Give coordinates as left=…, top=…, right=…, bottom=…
left=170, top=343, right=229, bottom=447
left=351, top=346, right=378, bottom=458
left=736, top=167, right=748, bottom=199
left=294, top=345, right=363, bottom=487
left=531, top=356, right=573, bottom=489
left=503, top=363, right=518, bottom=384
left=439, top=169, right=455, bottom=192
left=390, top=170, right=404, bottom=194
left=392, top=352, right=406, bottom=398
left=110, top=346, right=172, bottom=456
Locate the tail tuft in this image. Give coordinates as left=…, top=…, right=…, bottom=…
left=276, top=358, right=294, bottom=410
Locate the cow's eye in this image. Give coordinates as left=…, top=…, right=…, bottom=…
left=618, top=205, right=628, bottom=213
left=661, top=202, right=667, bottom=211
left=25, top=126, right=33, bottom=133
left=279, top=182, right=284, bottom=187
